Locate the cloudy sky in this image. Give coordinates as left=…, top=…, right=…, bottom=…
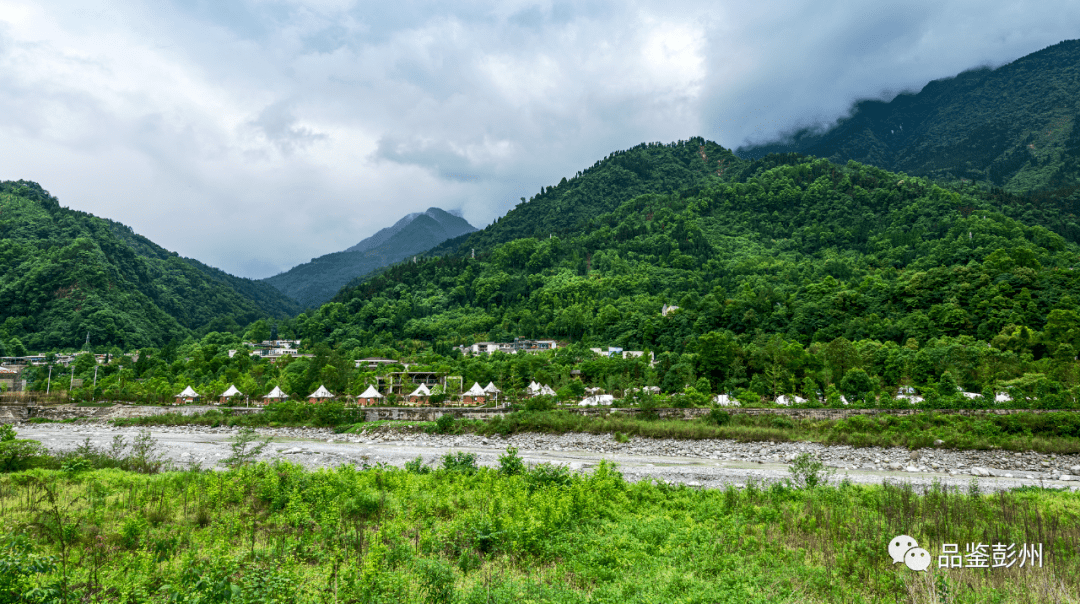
left=2, top=0, right=1077, bottom=279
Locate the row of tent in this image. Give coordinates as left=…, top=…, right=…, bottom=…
left=175, top=382, right=507, bottom=405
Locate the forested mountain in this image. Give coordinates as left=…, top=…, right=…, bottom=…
left=426, top=139, right=741, bottom=257
left=0, top=181, right=300, bottom=351
left=738, top=40, right=1080, bottom=194
left=264, top=207, right=475, bottom=308
left=274, top=139, right=1080, bottom=398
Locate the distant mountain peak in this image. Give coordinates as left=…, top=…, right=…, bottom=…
left=265, top=207, right=477, bottom=307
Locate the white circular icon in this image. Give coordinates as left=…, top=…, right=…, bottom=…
left=889, top=535, right=918, bottom=564
left=905, top=547, right=931, bottom=571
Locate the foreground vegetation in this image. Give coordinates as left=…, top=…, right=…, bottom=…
left=1, top=447, right=1078, bottom=603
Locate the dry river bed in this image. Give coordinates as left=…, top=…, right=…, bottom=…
left=14, top=423, right=1080, bottom=493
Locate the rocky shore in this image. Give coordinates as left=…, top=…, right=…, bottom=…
left=15, top=423, right=1080, bottom=492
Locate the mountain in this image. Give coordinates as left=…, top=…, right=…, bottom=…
left=263, top=207, right=476, bottom=308
left=425, top=139, right=741, bottom=258
left=737, top=40, right=1080, bottom=194
left=293, top=139, right=1080, bottom=399
left=0, top=180, right=300, bottom=351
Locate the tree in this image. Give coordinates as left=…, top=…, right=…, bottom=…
left=7, top=337, right=27, bottom=357
left=840, top=368, right=876, bottom=406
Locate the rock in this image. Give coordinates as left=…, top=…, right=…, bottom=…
left=1060, top=475, right=1076, bottom=482
left=905, top=466, right=920, bottom=473
left=970, top=467, right=991, bottom=477
left=281, top=447, right=303, bottom=455
left=909, top=451, right=920, bottom=460
left=888, top=462, right=903, bottom=471
left=1071, top=465, right=1080, bottom=473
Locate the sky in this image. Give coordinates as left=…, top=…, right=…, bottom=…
left=1, top=0, right=1078, bottom=279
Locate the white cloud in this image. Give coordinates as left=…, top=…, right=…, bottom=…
left=0, top=0, right=1077, bottom=278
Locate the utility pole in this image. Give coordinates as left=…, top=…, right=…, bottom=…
left=46, top=365, right=52, bottom=395
left=92, top=365, right=98, bottom=402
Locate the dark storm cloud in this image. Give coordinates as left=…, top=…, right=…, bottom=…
left=1, top=0, right=1078, bottom=279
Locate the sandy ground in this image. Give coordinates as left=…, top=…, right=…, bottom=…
left=15, top=423, right=1080, bottom=494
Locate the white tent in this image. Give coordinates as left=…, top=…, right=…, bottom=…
left=483, top=382, right=501, bottom=394
left=408, top=384, right=431, bottom=397
left=579, top=394, right=614, bottom=406
left=308, top=385, right=334, bottom=399
left=527, top=381, right=541, bottom=395
left=264, top=386, right=288, bottom=400
left=713, top=394, right=739, bottom=407
left=221, top=385, right=243, bottom=398
left=775, top=395, right=807, bottom=406
left=540, top=385, right=556, bottom=396
left=464, top=382, right=487, bottom=397
left=358, top=385, right=383, bottom=399
left=177, top=386, right=200, bottom=398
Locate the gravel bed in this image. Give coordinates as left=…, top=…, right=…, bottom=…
left=13, top=423, right=1080, bottom=493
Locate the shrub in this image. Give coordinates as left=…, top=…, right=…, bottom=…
left=498, top=447, right=525, bottom=476
left=435, top=414, right=456, bottom=434
left=788, top=453, right=834, bottom=489
left=441, top=451, right=479, bottom=475
left=707, top=408, right=731, bottom=426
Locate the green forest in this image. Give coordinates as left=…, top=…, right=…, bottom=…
left=739, top=39, right=1080, bottom=194
left=0, top=181, right=300, bottom=351
left=9, top=138, right=1080, bottom=410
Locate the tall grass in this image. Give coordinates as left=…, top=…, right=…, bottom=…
left=0, top=461, right=1076, bottom=603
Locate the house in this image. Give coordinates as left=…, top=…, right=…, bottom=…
left=376, top=371, right=445, bottom=396
left=307, top=385, right=335, bottom=403
left=219, top=384, right=244, bottom=405
left=461, top=382, right=487, bottom=405
left=354, top=358, right=399, bottom=370
left=175, top=386, right=200, bottom=405
left=661, top=304, right=680, bottom=317
left=357, top=385, right=384, bottom=406
left=0, top=366, right=20, bottom=392
left=263, top=386, right=288, bottom=404
left=406, top=383, right=431, bottom=405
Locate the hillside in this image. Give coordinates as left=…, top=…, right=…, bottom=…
left=738, top=40, right=1080, bottom=194
left=0, top=180, right=300, bottom=350
left=425, top=139, right=742, bottom=257
left=264, top=207, right=476, bottom=308
left=282, top=142, right=1080, bottom=397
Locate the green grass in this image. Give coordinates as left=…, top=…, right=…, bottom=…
left=0, top=461, right=1077, bottom=603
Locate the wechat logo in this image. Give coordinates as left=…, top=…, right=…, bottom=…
left=890, top=535, right=931, bottom=571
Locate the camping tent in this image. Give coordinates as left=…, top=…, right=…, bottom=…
left=219, top=384, right=243, bottom=405
left=483, top=382, right=501, bottom=406
left=462, top=382, right=487, bottom=405
left=358, top=385, right=383, bottom=406
left=175, top=386, right=200, bottom=405
left=263, top=386, right=288, bottom=404
left=308, top=385, right=335, bottom=402
left=407, top=383, right=431, bottom=404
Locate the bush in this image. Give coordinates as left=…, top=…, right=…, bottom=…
left=788, top=453, right=834, bottom=489
left=707, top=408, right=731, bottom=426
left=405, top=456, right=432, bottom=474
left=498, top=447, right=525, bottom=476
left=441, top=451, right=479, bottom=475
left=435, top=414, right=456, bottom=434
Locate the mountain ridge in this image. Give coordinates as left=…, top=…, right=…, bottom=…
left=0, top=180, right=300, bottom=350
left=737, top=39, right=1080, bottom=193
left=263, top=207, right=476, bottom=308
